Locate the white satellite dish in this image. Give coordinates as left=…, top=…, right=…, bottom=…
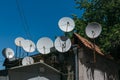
left=54, top=36, right=71, bottom=52
left=36, top=37, right=53, bottom=54
left=15, top=37, right=25, bottom=47
left=21, top=39, right=36, bottom=53
left=28, top=76, right=49, bottom=80
left=58, top=17, right=75, bottom=32
left=40, top=77, right=49, bottom=80
left=22, top=56, right=34, bottom=66
left=2, top=48, right=15, bottom=59
left=85, top=22, right=102, bottom=39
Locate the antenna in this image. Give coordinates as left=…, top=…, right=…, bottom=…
left=55, top=17, right=74, bottom=53
left=36, top=37, right=53, bottom=54
left=2, top=48, right=15, bottom=59
left=58, top=17, right=75, bottom=32
left=22, top=56, right=34, bottom=66
left=21, top=39, right=36, bottom=53
left=85, top=22, right=102, bottom=39
left=15, top=37, right=25, bottom=58
left=15, top=37, right=24, bottom=47
left=54, top=36, right=71, bottom=52
left=40, top=77, right=49, bottom=80
left=85, top=22, right=102, bottom=63
left=28, top=77, right=49, bottom=80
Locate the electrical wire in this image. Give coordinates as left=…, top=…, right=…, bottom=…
left=15, top=0, right=34, bottom=58
left=16, top=0, right=32, bottom=40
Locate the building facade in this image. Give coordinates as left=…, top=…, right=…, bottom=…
left=74, top=33, right=120, bottom=80
left=0, top=33, right=120, bottom=80
left=8, top=62, right=61, bottom=80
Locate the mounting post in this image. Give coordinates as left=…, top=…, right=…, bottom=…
left=73, top=46, right=79, bottom=80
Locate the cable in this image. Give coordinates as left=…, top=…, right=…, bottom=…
left=16, top=0, right=32, bottom=40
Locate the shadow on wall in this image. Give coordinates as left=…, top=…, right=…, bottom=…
left=82, top=48, right=119, bottom=80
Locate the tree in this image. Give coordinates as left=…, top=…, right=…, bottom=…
left=74, top=0, right=120, bottom=60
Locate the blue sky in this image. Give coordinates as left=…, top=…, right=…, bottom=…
left=0, top=0, right=83, bottom=69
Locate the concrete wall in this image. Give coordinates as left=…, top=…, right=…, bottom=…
left=0, top=70, right=9, bottom=80
left=8, top=63, right=61, bottom=80
left=0, top=76, right=9, bottom=80
left=9, top=71, right=60, bottom=80
left=78, top=48, right=119, bottom=80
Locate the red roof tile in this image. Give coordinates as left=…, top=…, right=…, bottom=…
left=74, top=33, right=104, bottom=56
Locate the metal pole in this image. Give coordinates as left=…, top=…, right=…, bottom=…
left=73, top=47, right=78, bottom=80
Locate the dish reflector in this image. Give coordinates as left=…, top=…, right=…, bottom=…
left=28, top=76, right=49, bottom=80
left=36, top=37, right=53, bottom=54
left=21, top=39, right=36, bottom=52
left=22, top=56, right=34, bottom=66
left=2, top=48, right=15, bottom=59
left=15, top=37, right=24, bottom=47
left=58, top=17, right=75, bottom=32
left=85, top=22, right=102, bottom=39
left=54, top=36, right=71, bottom=52
left=40, top=77, right=49, bottom=80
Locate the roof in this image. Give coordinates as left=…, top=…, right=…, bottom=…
left=73, top=33, right=104, bottom=56
left=9, top=62, right=61, bottom=74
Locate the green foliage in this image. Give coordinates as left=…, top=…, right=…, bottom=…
left=72, top=15, right=87, bottom=37
left=74, top=0, right=120, bottom=60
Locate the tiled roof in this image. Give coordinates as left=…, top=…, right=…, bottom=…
left=74, top=33, right=104, bottom=56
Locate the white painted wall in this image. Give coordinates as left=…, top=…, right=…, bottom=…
left=78, top=48, right=119, bottom=80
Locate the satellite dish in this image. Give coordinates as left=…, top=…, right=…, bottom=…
left=2, top=48, right=15, bottom=59
left=28, top=76, right=49, bottom=80
left=22, top=56, right=34, bottom=66
left=54, top=36, right=71, bottom=52
left=40, top=77, right=49, bottom=80
left=85, top=22, right=102, bottom=39
left=15, top=37, right=25, bottom=47
left=36, top=37, right=53, bottom=54
left=21, top=39, right=36, bottom=53
left=58, top=17, right=75, bottom=32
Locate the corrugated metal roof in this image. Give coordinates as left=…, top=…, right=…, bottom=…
left=74, top=33, right=104, bottom=56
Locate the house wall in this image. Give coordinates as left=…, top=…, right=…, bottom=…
left=0, top=76, right=9, bottom=80
left=8, top=65, right=61, bottom=80
left=78, top=48, right=120, bottom=80
left=9, top=71, right=60, bottom=80
left=0, top=70, right=9, bottom=80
